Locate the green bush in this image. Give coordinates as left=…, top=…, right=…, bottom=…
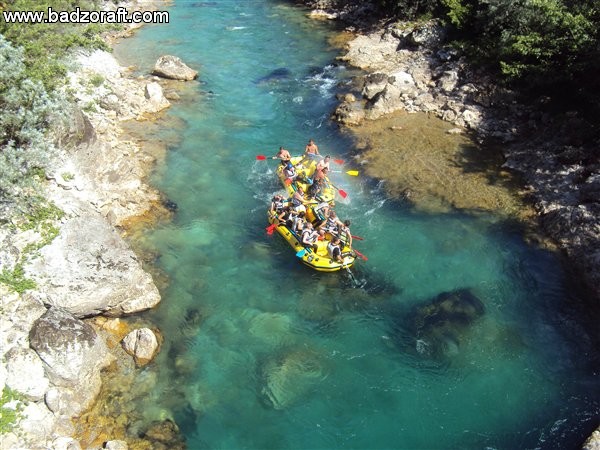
left=0, top=36, right=65, bottom=219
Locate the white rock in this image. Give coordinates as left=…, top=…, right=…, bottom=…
left=104, top=440, right=129, bottom=450
left=144, top=82, right=170, bottom=112
left=121, top=328, right=159, bottom=366
left=52, top=436, right=82, bottom=450
left=30, top=307, right=114, bottom=416
left=5, top=347, right=50, bottom=401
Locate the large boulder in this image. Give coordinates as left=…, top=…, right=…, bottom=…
left=29, top=307, right=114, bottom=415
left=152, top=55, right=198, bottom=81
left=121, top=328, right=160, bottom=366
left=26, top=213, right=161, bottom=318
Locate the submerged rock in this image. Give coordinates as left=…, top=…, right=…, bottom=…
left=260, top=348, right=327, bottom=410
left=255, top=67, right=291, bottom=84
left=142, top=419, right=186, bottom=449
left=409, top=289, right=485, bottom=359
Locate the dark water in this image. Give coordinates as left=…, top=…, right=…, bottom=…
left=114, top=1, right=599, bottom=448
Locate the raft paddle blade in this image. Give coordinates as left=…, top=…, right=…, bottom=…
left=284, top=178, right=293, bottom=186
left=351, top=235, right=364, bottom=240
left=296, top=248, right=307, bottom=258
left=354, top=249, right=368, bottom=261
left=265, top=223, right=277, bottom=235
left=346, top=170, right=359, bottom=176
left=256, top=155, right=268, bottom=160
left=333, top=159, right=344, bottom=165
left=337, top=189, right=348, bottom=199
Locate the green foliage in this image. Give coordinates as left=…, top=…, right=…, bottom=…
left=436, top=0, right=600, bottom=111
left=0, top=264, right=37, bottom=294
left=17, top=201, right=64, bottom=231
left=61, top=171, right=74, bottom=181
left=0, top=388, right=24, bottom=433
left=374, top=0, right=440, bottom=20
left=0, top=36, right=65, bottom=217
left=441, top=0, right=472, bottom=27
left=89, top=73, right=104, bottom=87
left=0, top=0, right=115, bottom=91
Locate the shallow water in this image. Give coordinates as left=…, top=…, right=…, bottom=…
left=115, top=1, right=598, bottom=448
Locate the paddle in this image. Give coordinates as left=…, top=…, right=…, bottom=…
left=353, top=249, right=368, bottom=261
left=352, top=235, right=364, bottom=241
left=331, top=170, right=359, bottom=176
left=330, top=183, right=348, bottom=199
left=265, top=223, right=278, bottom=235
left=333, top=159, right=344, bottom=165
left=296, top=248, right=307, bottom=258
left=256, top=154, right=279, bottom=160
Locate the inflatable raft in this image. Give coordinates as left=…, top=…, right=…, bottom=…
left=267, top=212, right=356, bottom=272
left=275, top=156, right=336, bottom=204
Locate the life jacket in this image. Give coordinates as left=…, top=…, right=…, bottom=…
left=327, top=241, right=341, bottom=259
left=323, top=216, right=338, bottom=233
left=302, top=228, right=318, bottom=245
left=284, top=166, right=296, bottom=179
left=273, top=198, right=286, bottom=212
left=292, top=216, right=305, bottom=232
left=338, top=225, right=350, bottom=244
left=291, top=192, right=303, bottom=207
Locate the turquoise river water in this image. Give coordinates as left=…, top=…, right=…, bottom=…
left=114, top=1, right=598, bottom=449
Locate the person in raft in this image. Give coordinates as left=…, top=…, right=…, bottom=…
left=275, top=146, right=291, bottom=163
left=301, top=222, right=319, bottom=250
left=269, top=194, right=287, bottom=216
left=291, top=187, right=306, bottom=212
left=327, top=236, right=343, bottom=263
left=337, top=219, right=353, bottom=249
left=316, top=155, right=331, bottom=172
left=302, top=139, right=320, bottom=163
left=283, top=162, right=297, bottom=183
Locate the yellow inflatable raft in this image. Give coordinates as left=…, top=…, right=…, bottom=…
left=267, top=212, right=356, bottom=272
left=275, top=156, right=336, bottom=204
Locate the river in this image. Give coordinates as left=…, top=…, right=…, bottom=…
left=113, top=1, right=598, bottom=448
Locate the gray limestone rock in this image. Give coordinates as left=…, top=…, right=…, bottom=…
left=104, top=440, right=129, bottom=450
left=29, top=307, right=113, bottom=414
left=27, top=213, right=161, bottom=318
left=152, top=55, right=198, bottom=81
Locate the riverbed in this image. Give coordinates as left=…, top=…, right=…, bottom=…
left=112, top=1, right=598, bottom=448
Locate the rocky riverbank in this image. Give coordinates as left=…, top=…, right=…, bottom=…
left=0, top=1, right=196, bottom=448
left=299, top=1, right=600, bottom=305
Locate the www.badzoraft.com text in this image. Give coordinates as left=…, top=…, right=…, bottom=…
left=1, top=7, right=169, bottom=24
